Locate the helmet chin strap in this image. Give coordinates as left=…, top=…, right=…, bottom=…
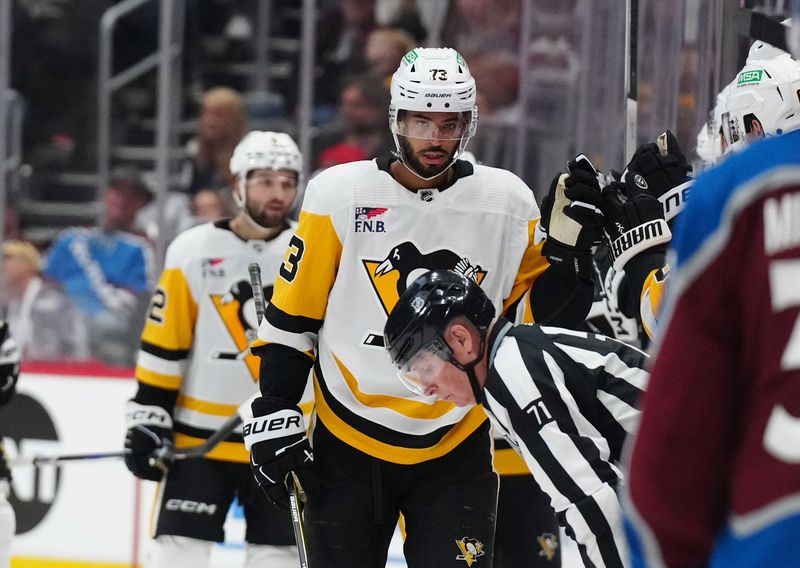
left=446, top=327, right=488, bottom=405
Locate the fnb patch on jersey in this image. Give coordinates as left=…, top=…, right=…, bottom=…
left=354, top=207, right=388, bottom=233
left=201, top=257, right=226, bottom=277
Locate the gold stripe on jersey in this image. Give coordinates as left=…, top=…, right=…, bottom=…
left=174, top=433, right=248, bottom=463
left=493, top=447, right=531, bottom=475
left=176, top=394, right=238, bottom=417
left=503, top=219, right=550, bottom=323
left=135, top=366, right=182, bottom=390
left=313, top=376, right=488, bottom=464
left=641, top=264, right=669, bottom=339
left=270, top=210, right=342, bottom=320
left=141, top=267, right=197, bottom=351
left=333, top=353, right=457, bottom=419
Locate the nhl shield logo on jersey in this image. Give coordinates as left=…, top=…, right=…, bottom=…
left=355, top=207, right=388, bottom=233
left=362, top=241, right=487, bottom=317
left=455, top=536, right=485, bottom=566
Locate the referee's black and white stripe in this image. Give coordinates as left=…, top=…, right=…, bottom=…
left=483, top=322, right=648, bottom=568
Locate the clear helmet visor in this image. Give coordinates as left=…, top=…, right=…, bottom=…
left=393, top=112, right=473, bottom=141
left=395, top=337, right=453, bottom=397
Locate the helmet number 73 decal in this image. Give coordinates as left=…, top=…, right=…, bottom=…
left=361, top=241, right=486, bottom=347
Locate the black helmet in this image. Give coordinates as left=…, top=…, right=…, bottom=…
left=384, top=269, right=495, bottom=371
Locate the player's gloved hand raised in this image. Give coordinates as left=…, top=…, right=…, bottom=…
left=246, top=396, right=315, bottom=510
left=539, top=155, right=604, bottom=278
left=600, top=173, right=671, bottom=272
left=124, top=401, right=174, bottom=481
left=624, top=130, right=693, bottom=223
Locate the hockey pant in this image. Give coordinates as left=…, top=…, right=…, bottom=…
left=494, top=473, right=561, bottom=566
left=302, top=419, right=498, bottom=568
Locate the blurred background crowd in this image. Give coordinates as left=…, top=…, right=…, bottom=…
left=0, top=0, right=787, bottom=366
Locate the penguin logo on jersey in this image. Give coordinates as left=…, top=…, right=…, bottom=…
left=362, top=241, right=487, bottom=317
left=209, top=279, right=273, bottom=379
left=360, top=242, right=486, bottom=348
left=537, top=532, right=559, bottom=561
left=455, top=537, right=485, bottom=566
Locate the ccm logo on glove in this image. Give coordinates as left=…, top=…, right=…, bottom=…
left=243, top=409, right=305, bottom=448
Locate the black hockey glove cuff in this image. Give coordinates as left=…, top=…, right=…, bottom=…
left=600, top=181, right=671, bottom=272
left=246, top=397, right=315, bottom=510
left=124, top=401, right=174, bottom=481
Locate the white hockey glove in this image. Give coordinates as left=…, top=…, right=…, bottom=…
left=124, top=401, right=174, bottom=481
left=539, top=155, right=604, bottom=280
left=245, top=396, right=315, bottom=510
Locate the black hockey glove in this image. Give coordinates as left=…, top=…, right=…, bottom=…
left=246, top=396, right=315, bottom=510
left=0, top=322, right=20, bottom=406
left=124, top=401, right=174, bottom=481
left=539, top=155, right=604, bottom=280
left=624, top=130, right=693, bottom=224
left=600, top=176, right=671, bottom=273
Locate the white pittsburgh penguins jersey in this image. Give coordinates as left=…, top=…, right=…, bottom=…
left=135, top=220, right=295, bottom=462
left=255, top=158, right=551, bottom=464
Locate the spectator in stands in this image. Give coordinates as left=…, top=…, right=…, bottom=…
left=290, top=0, right=424, bottom=119
left=43, top=171, right=155, bottom=366
left=313, top=75, right=394, bottom=169
left=365, top=27, right=416, bottom=88
left=441, top=0, right=521, bottom=59
left=183, top=86, right=247, bottom=195
left=2, top=241, right=89, bottom=362
left=192, top=188, right=231, bottom=222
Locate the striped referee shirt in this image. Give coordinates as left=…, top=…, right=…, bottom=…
left=482, top=318, right=648, bottom=568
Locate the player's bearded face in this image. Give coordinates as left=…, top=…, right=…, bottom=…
left=244, top=169, right=297, bottom=228
left=398, top=135, right=458, bottom=179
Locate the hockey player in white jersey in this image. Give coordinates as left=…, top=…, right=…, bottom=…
left=244, top=47, right=602, bottom=567
left=124, top=131, right=303, bottom=567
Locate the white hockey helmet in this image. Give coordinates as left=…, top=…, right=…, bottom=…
left=389, top=47, right=478, bottom=177
left=747, top=20, right=791, bottom=63
left=696, top=81, right=733, bottom=165
left=229, top=130, right=302, bottom=207
left=721, top=54, right=800, bottom=154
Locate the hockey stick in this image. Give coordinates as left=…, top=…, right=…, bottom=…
left=624, top=0, right=639, bottom=159
left=248, top=262, right=310, bottom=568
left=10, top=393, right=257, bottom=468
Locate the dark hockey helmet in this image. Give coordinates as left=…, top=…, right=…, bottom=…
left=384, top=269, right=495, bottom=374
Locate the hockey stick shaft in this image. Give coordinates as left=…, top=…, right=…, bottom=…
left=624, top=0, right=639, bottom=159
left=11, top=392, right=258, bottom=467
left=248, top=261, right=310, bottom=568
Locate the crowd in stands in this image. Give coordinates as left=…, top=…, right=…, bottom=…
left=2, top=0, right=582, bottom=366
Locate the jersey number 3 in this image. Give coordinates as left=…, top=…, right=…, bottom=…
left=280, top=235, right=305, bottom=283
